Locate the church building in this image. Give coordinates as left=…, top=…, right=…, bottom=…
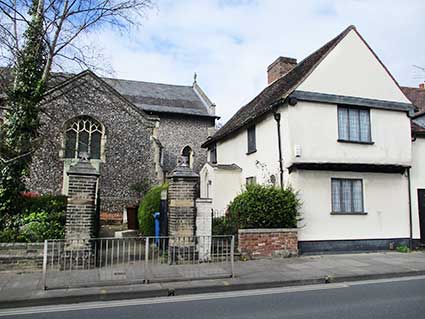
left=0, top=70, right=218, bottom=222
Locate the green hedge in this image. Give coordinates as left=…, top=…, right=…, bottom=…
left=228, top=184, right=301, bottom=230
left=0, top=194, right=67, bottom=242
left=212, top=215, right=238, bottom=236
left=138, top=183, right=168, bottom=236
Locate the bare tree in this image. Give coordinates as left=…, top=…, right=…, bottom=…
left=0, top=0, right=153, bottom=217
left=0, top=0, right=153, bottom=80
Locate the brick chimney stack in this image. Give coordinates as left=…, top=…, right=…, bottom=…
left=267, top=56, right=297, bottom=84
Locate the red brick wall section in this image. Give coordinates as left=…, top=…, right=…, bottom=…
left=100, top=211, right=123, bottom=225
left=238, top=229, right=298, bottom=259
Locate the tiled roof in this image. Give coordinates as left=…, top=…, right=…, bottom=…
left=103, top=78, right=216, bottom=118
left=202, top=25, right=356, bottom=147
left=401, top=85, right=425, bottom=137
left=0, top=67, right=216, bottom=118
left=401, top=86, right=425, bottom=117
left=412, top=121, right=425, bottom=136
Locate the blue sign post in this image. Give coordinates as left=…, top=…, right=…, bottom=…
left=153, top=212, right=160, bottom=246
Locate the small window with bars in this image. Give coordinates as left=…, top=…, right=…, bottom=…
left=331, top=178, right=365, bottom=213
left=338, top=106, right=371, bottom=143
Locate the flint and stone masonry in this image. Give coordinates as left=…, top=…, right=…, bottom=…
left=28, top=73, right=157, bottom=218
left=168, top=159, right=199, bottom=250
left=23, top=71, right=215, bottom=223
left=65, top=158, right=99, bottom=248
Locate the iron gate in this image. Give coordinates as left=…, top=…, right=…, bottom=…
left=42, top=235, right=234, bottom=289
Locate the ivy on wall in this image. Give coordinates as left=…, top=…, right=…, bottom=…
left=0, top=0, right=46, bottom=221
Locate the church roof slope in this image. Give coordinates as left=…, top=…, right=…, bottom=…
left=103, top=77, right=217, bottom=118
left=0, top=67, right=217, bottom=119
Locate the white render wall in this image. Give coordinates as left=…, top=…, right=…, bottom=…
left=298, top=29, right=410, bottom=104
left=195, top=198, right=213, bottom=260
left=204, top=28, right=414, bottom=244
left=290, top=170, right=410, bottom=241
left=217, top=112, right=282, bottom=186
left=202, top=111, right=285, bottom=216
left=200, top=163, right=243, bottom=216
left=210, top=100, right=412, bottom=242
left=410, top=137, right=425, bottom=239
left=285, top=101, right=412, bottom=166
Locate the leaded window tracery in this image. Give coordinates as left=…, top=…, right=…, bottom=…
left=64, top=117, right=104, bottom=159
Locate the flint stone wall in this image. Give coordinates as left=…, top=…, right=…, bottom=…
left=156, top=115, right=214, bottom=174
left=27, top=72, right=157, bottom=216
left=0, top=243, right=44, bottom=272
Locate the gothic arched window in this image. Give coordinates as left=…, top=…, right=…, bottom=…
left=64, top=116, right=104, bottom=160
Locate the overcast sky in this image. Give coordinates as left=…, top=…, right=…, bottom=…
left=88, top=0, right=425, bottom=123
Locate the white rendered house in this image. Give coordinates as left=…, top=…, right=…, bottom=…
left=402, top=85, right=425, bottom=248
left=201, top=25, right=417, bottom=253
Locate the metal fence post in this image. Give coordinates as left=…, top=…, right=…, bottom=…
left=230, top=235, right=235, bottom=278
left=144, top=237, right=149, bottom=283
left=42, top=240, right=48, bottom=290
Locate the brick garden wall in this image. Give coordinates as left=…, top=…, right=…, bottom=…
left=0, top=243, right=44, bottom=272
left=238, top=229, right=298, bottom=259
left=100, top=211, right=123, bottom=224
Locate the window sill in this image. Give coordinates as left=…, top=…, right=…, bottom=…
left=337, top=139, right=374, bottom=145
left=61, top=158, right=104, bottom=163
left=331, top=212, right=368, bottom=215
left=246, top=149, right=257, bottom=155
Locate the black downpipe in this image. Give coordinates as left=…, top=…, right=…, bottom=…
left=273, top=112, right=284, bottom=189
left=407, top=168, right=413, bottom=250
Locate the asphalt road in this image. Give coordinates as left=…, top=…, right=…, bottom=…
left=1, top=276, right=425, bottom=319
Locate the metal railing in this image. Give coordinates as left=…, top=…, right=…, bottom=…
left=42, top=235, right=234, bottom=289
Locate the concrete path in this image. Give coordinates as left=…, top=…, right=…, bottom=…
left=1, top=251, right=425, bottom=308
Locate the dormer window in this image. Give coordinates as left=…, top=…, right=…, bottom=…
left=247, top=125, right=256, bottom=154
left=338, top=106, right=372, bottom=144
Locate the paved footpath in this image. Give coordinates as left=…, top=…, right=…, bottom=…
left=1, top=251, right=425, bottom=308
